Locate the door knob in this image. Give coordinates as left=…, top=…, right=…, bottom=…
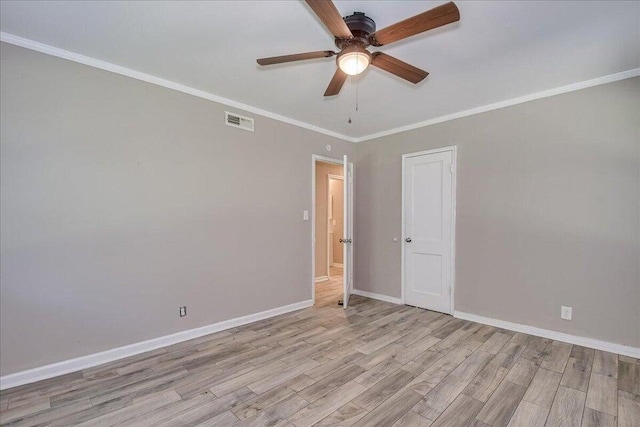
left=339, top=238, right=345, bottom=243
left=405, top=237, right=412, bottom=243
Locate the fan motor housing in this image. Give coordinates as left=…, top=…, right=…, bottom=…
left=337, top=12, right=376, bottom=48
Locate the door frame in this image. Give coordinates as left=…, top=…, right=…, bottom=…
left=401, top=146, right=457, bottom=314
left=327, top=174, right=345, bottom=273
left=311, top=154, right=351, bottom=305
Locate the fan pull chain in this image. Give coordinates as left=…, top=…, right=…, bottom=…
left=355, top=55, right=359, bottom=112
left=347, top=77, right=358, bottom=124
left=356, top=74, right=359, bottom=112
left=347, top=56, right=360, bottom=124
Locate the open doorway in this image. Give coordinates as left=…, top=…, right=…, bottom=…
left=314, top=160, right=344, bottom=307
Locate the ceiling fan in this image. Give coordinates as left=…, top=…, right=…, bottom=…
left=257, top=0, right=460, bottom=96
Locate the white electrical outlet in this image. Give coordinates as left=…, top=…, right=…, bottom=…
left=561, top=306, right=572, bottom=320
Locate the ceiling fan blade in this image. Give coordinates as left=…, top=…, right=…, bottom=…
left=371, top=52, right=429, bottom=84
left=324, top=68, right=348, bottom=96
left=370, top=2, right=460, bottom=46
left=257, top=50, right=336, bottom=66
left=305, top=0, right=353, bottom=39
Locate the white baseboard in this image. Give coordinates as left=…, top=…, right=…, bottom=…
left=314, top=276, right=329, bottom=283
left=454, top=311, right=640, bottom=359
left=352, top=289, right=403, bottom=305
left=330, top=263, right=344, bottom=268
left=0, top=299, right=313, bottom=391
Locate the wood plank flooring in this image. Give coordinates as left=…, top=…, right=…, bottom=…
left=1, top=270, right=638, bottom=426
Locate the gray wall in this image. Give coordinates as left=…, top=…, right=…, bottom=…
left=355, top=76, right=640, bottom=348
left=2, top=42, right=638, bottom=377
left=0, top=43, right=355, bottom=376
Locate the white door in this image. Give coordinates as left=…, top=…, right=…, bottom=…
left=403, top=148, right=455, bottom=313
left=342, top=155, right=354, bottom=309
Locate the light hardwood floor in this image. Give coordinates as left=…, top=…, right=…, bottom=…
left=314, top=267, right=344, bottom=308
left=1, top=276, right=638, bottom=426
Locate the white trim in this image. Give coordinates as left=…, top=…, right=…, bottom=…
left=2, top=32, right=638, bottom=144
left=401, top=146, right=457, bottom=314
left=314, top=276, right=329, bottom=283
left=354, top=68, right=640, bottom=143
left=330, top=263, right=344, bottom=268
left=0, top=299, right=312, bottom=391
left=352, top=289, right=403, bottom=305
left=312, top=155, right=344, bottom=305
left=0, top=32, right=357, bottom=144
left=454, top=311, right=640, bottom=359
left=348, top=163, right=355, bottom=302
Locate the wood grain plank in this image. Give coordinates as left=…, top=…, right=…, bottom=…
left=243, top=394, right=308, bottom=427
left=313, top=401, right=367, bottom=427
left=392, top=411, right=433, bottom=427
left=580, top=407, right=616, bottom=427
left=523, top=367, right=562, bottom=409
left=560, top=357, right=592, bottom=392
left=74, top=390, right=181, bottom=427
left=618, top=360, right=640, bottom=395
left=413, top=374, right=471, bottom=421
left=353, top=388, right=424, bottom=427
left=545, top=386, right=586, bottom=427
left=463, top=361, right=510, bottom=403
left=289, top=380, right=366, bottom=427
left=618, top=390, right=640, bottom=427
left=354, top=358, right=403, bottom=388
left=477, top=332, right=512, bottom=355
left=507, top=401, right=548, bottom=427
left=298, top=364, right=366, bottom=403
left=430, top=394, right=484, bottom=427
left=505, top=358, right=539, bottom=387
left=232, top=384, right=295, bottom=420
left=585, top=373, right=617, bottom=416
left=475, top=380, right=526, bottom=427
left=0, top=397, right=50, bottom=424
left=352, top=368, right=416, bottom=411
left=592, top=350, right=617, bottom=378
left=450, top=350, right=494, bottom=381
left=540, top=341, right=572, bottom=373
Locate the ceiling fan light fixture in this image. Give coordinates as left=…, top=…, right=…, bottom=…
left=337, top=46, right=371, bottom=76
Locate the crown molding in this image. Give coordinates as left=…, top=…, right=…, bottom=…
left=354, top=67, right=640, bottom=142
left=0, top=32, right=358, bottom=143
left=2, top=32, right=638, bottom=144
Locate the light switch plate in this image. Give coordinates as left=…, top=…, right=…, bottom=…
left=303, top=210, right=309, bottom=220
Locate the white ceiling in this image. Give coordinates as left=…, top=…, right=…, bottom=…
left=1, top=1, right=638, bottom=140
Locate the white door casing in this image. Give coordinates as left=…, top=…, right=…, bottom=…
left=342, top=155, right=354, bottom=309
left=311, top=155, right=354, bottom=307
left=402, top=147, right=456, bottom=314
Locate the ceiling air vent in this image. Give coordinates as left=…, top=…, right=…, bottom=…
left=225, top=111, right=254, bottom=132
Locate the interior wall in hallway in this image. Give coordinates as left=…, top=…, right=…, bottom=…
left=329, top=177, right=344, bottom=266
left=315, top=162, right=343, bottom=279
